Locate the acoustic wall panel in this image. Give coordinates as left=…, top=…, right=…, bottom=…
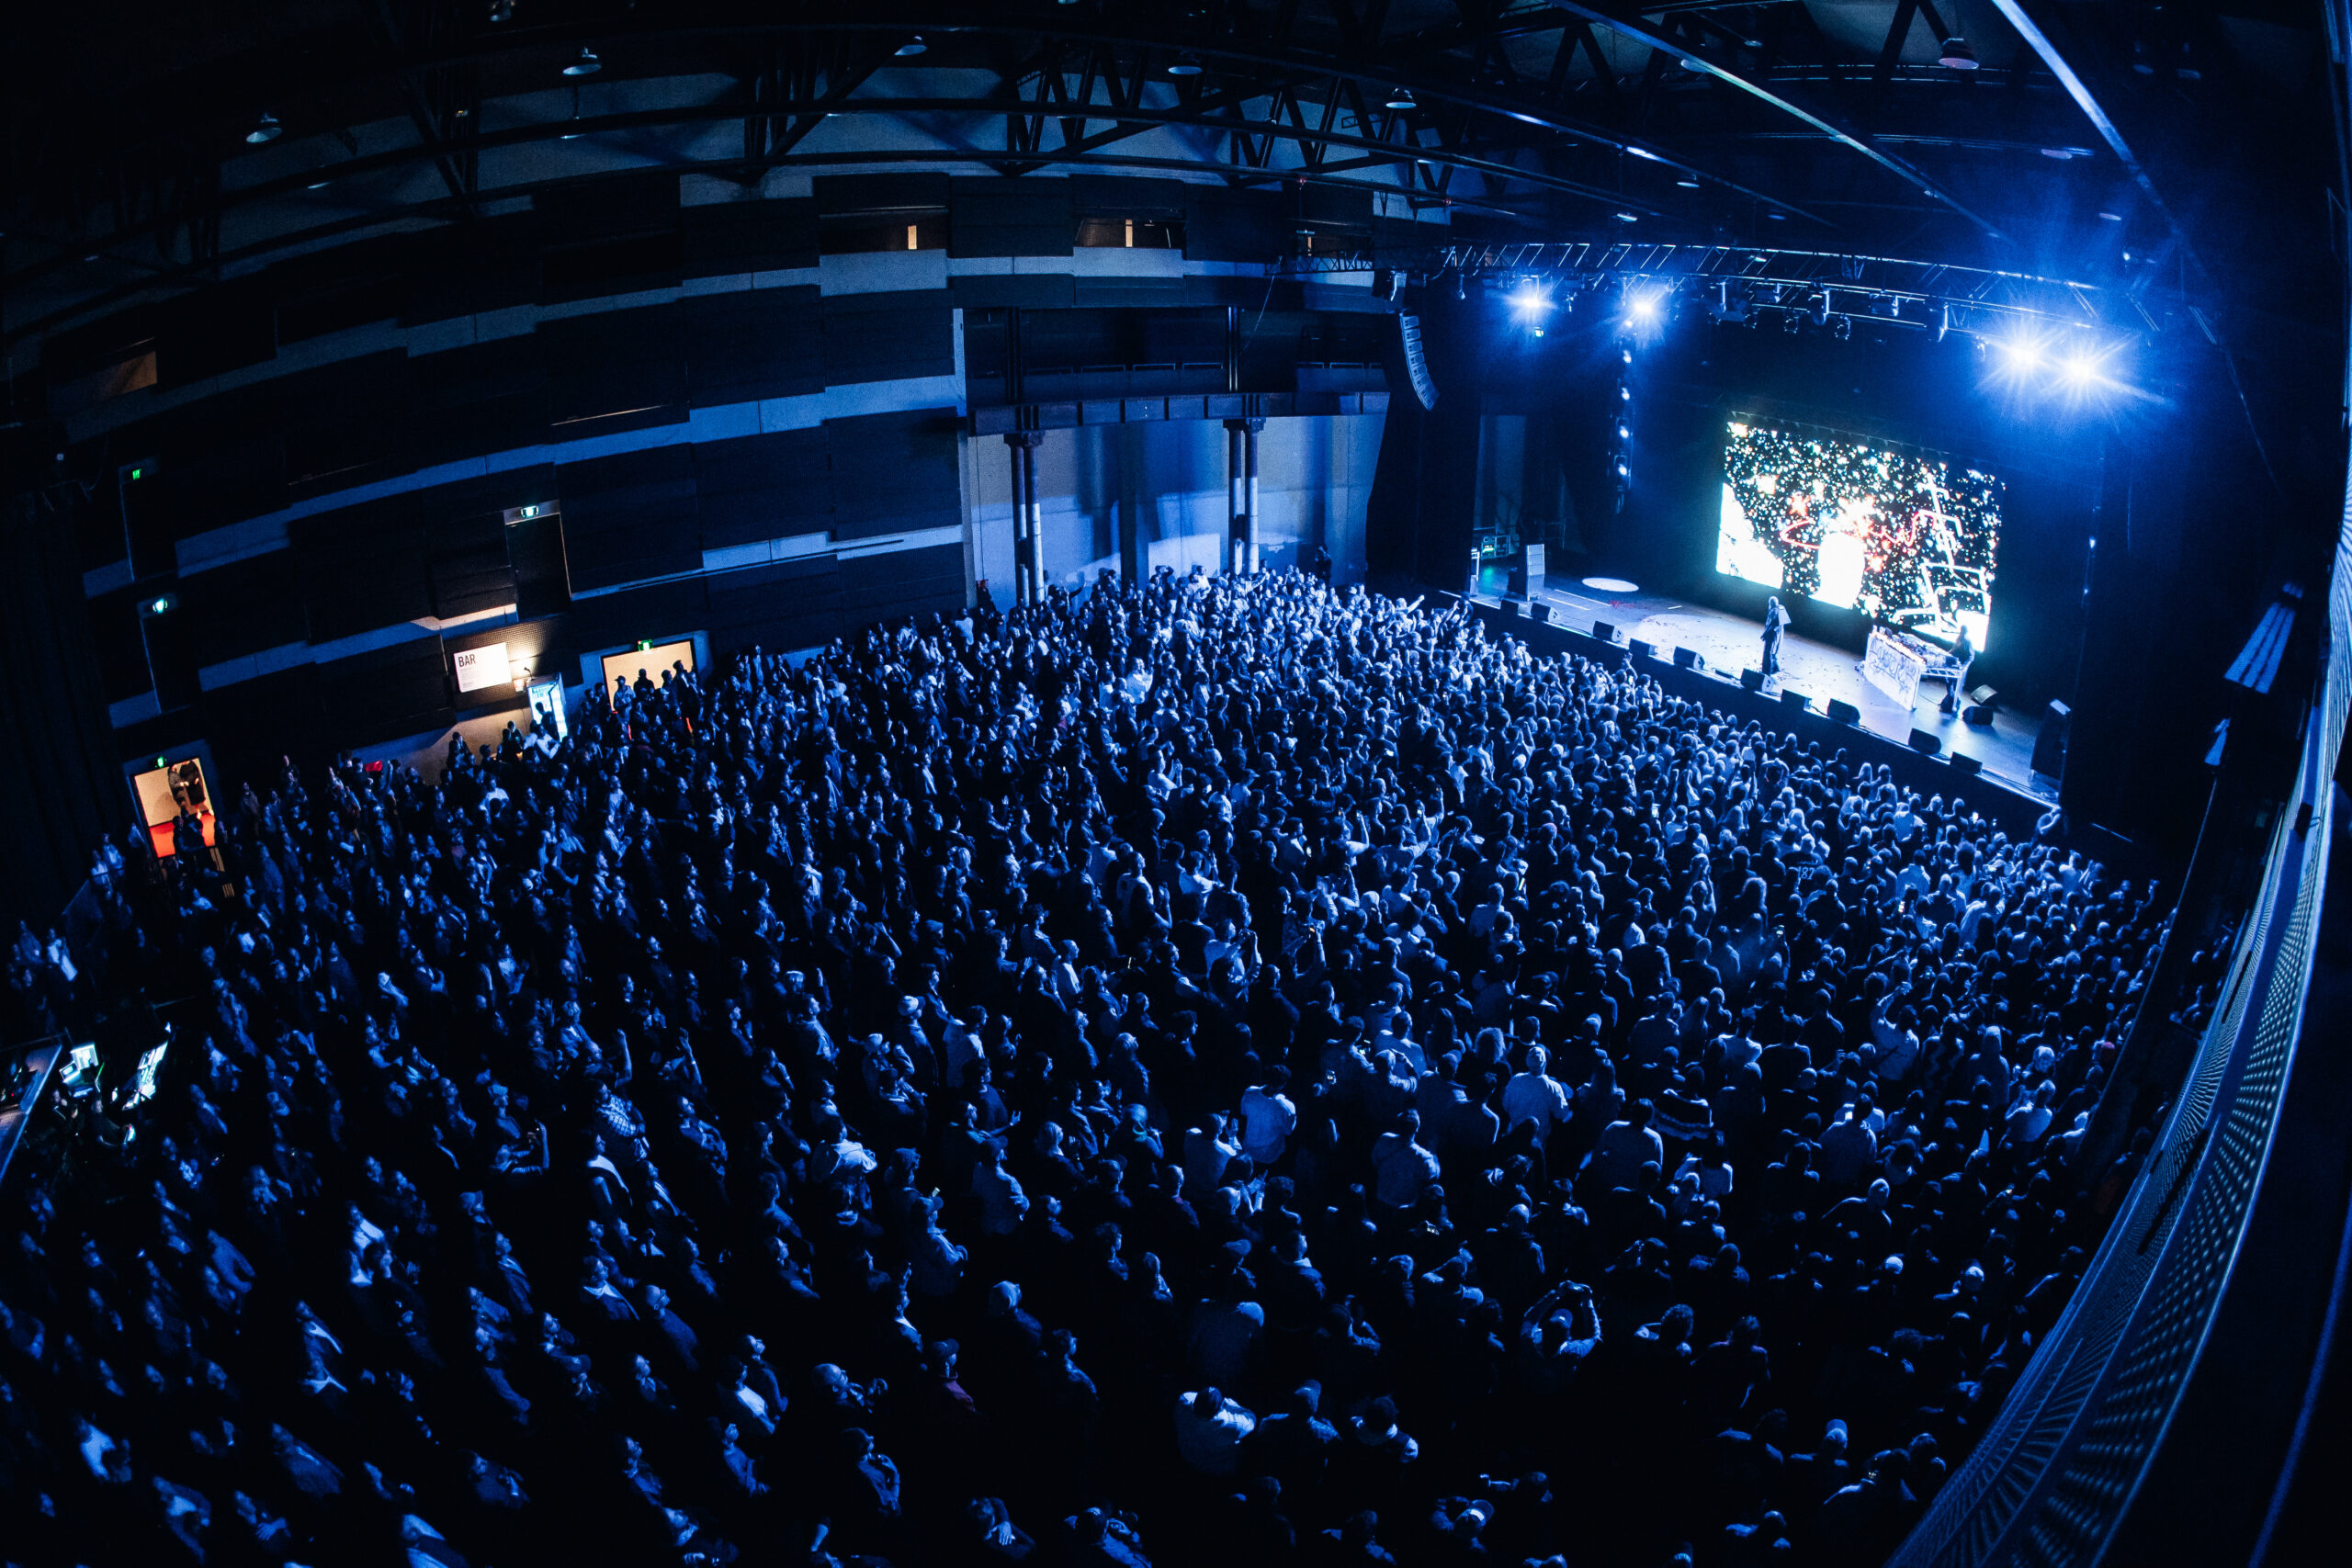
left=555, top=446, right=700, bottom=592
left=293, top=493, right=432, bottom=642
left=825, top=409, right=961, bottom=541
left=821, top=291, right=956, bottom=388
left=277, top=351, right=413, bottom=499
left=539, top=305, right=688, bottom=436
left=409, top=338, right=551, bottom=465
left=156, top=277, right=277, bottom=389
left=695, top=428, right=833, bottom=548
left=179, top=550, right=307, bottom=666
left=681, top=197, right=819, bottom=276
left=950, top=178, right=1075, bottom=258
left=401, top=214, right=542, bottom=325
left=839, top=542, right=963, bottom=613
left=426, top=509, right=518, bottom=620
left=683, top=288, right=825, bottom=408
left=311, top=638, right=451, bottom=749
left=818, top=173, right=952, bottom=217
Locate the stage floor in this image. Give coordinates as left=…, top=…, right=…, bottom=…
left=1523, top=581, right=2054, bottom=799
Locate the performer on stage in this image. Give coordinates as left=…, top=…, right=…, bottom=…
left=1759, top=595, right=1790, bottom=682
left=1933, top=623, right=1976, bottom=713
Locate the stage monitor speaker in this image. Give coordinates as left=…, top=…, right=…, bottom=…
left=1628, top=638, right=1657, bottom=661
left=1500, top=596, right=1521, bottom=617
left=1962, top=703, right=1996, bottom=727
left=1530, top=603, right=1552, bottom=625
left=1966, top=684, right=1998, bottom=708
left=1825, top=698, right=1862, bottom=726
left=1780, top=689, right=1811, bottom=713
left=1949, top=752, right=1983, bottom=777
left=1673, top=647, right=1704, bottom=671
left=1908, top=728, right=1943, bottom=756
left=1592, top=620, right=1620, bottom=644
left=1391, top=314, right=1438, bottom=410
left=2031, top=699, right=2072, bottom=778
left=1740, top=669, right=1765, bottom=693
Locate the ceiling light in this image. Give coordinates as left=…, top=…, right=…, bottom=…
left=307, top=176, right=331, bottom=190
left=563, top=47, right=601, bottom=77
left=2041, top=148, right=2076, bottom=161
left=1676, top=176, right=1701, bottom=188
left=1626, top=146, right=1660, bottom=162
left=1939, top=37, right=1978, bottom=70
left=2098, top=209, right=2124, bottom=222
left=245, top=113, right=283, bottom=145
left=1385, top=88, right=1416, bottom=110
left=1168, top=56, right=1203, bottom=76
left=489, top=0, right=513, bottom=20
left=1615, top=211, right=1638, bottom=223
left=895, top=37, right=927, bottom=57
left=1765, top=211, right=1785, bottom=221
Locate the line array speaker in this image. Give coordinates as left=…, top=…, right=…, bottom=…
left=1396, top=314, right=1438, bottom=410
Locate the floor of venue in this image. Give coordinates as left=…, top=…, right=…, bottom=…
left=1510, top=579, right=2053, bottom=799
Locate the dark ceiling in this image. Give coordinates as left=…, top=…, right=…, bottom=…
left=0, top=3, right=2338, bottom=361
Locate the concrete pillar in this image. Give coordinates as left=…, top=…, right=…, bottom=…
left=1226, top=416, right=1265, bottom=573
left=1004, top=432, right=1042, bottom=606
left=1022, top=430, right=1045, bottom=603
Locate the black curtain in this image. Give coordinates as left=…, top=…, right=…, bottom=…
left=0, top=468, right=122, bottom=929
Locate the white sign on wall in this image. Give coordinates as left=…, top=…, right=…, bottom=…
left=452, top=641, right=512, bottom=694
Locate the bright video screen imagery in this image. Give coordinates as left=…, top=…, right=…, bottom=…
left=1718, top=420, right=2003, bottom=649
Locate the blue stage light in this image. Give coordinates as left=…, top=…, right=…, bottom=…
left=1509, top=283, right=1554, bottom=321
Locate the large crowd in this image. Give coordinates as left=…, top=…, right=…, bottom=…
left=0, top=568, right=2166, bottom=1567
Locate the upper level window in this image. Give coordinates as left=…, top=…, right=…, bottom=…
left=1077, top=217, right=1183, bottom=250
left=820, top=211, right=947, bottom=254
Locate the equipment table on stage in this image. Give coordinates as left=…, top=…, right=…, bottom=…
left=1864, top=626, right=1965, bottom=708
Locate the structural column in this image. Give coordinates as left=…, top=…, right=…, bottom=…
left=1004, top=431, right=1045, bottom=605
left=1225, top=416, right=1266, bottom=573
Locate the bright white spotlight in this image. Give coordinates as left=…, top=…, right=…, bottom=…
left=1627, top=291, right=1661, bottom=323
left=2060, top=353, right=2098, bottom=387
left=1509, top=283, right=1554, bottom=321
left=1996, top=334, right=2043, bottom=372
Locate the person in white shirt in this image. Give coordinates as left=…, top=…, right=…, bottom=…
left=1238, top=1070, right=1298, bottom=1168
left=1173, top=1386, right=1257, bottom=1474
left=1501, top=1045, right=1571, bottom=1135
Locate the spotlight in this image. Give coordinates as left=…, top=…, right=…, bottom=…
left=1614, top=211, right=1639, bottom=223
left=1509, top=282, right=1554, bottom=321
left=490, top=0, right=513, bottom=19
left=1626, top=146, right=1661, bottom=162
left=1627, top=291, right=1662, bottom=324
left=1616, top=463, right=1630, bottom=477
left=1939, top=37, right=1978, bottom=70
left=1455, top=274, right=1467, bottom=301
left=1168, top=55, right=1204, bottom=76
left=1831, top=316, right=1851, bottom=341
left=1676, top=176, right=1700, bottom=188
left=1617, top=425, right=1630, bottom=439
left=245, top=112, right=283, bottom=145
left=1812, top=288, right=1831, bottom=327
left=1937, top=303, right=1952, bottom=342
left=1385, top=87, right=1417, bottom=110
left=2060, top=351, right=2098, bottom=387
left=564, top=46, right=602, bottom=76
left=895, top=37, right=927, bottom=57
left=1782, top=310, right=1802, bottom=333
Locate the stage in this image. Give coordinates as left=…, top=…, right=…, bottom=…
left=1509, top=578, right=2054, bottom=799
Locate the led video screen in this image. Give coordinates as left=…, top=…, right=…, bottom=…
left=1718, top=420, right=2003, bottom=649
